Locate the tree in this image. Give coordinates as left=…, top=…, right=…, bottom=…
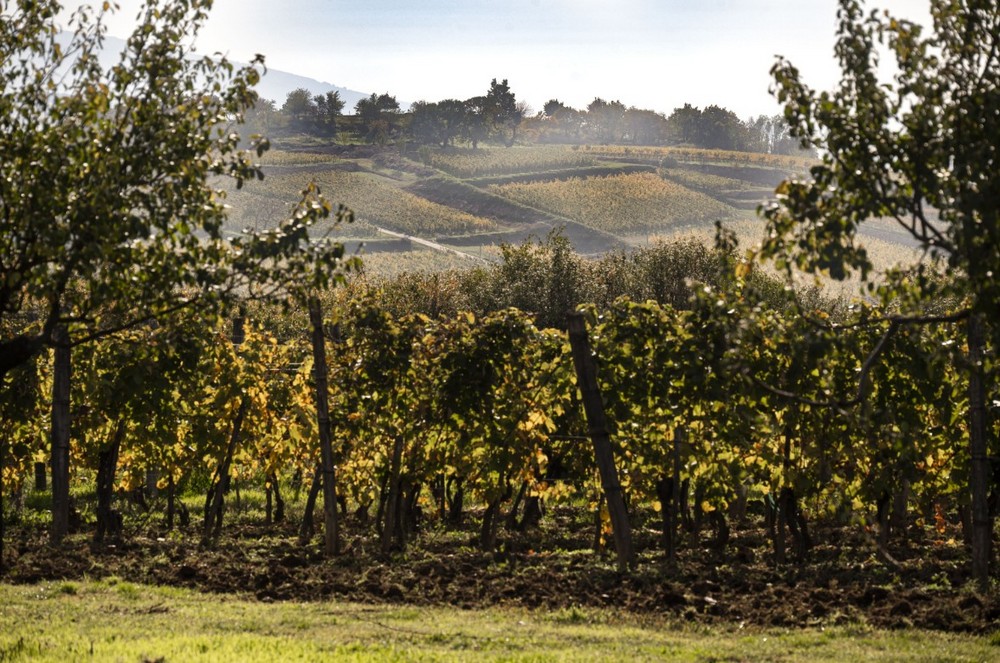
left=544, top=102, right=584, bottom=144
left=463, top=95, right=490, bottom=149
left=746, top=114, right=804, bottom=155
left=354, top=92, right=400, bottom=144
left=759, top=0, right=999, bottom=586
left=313, top=90, right=345, bottom=137
left=409, top=99, right=468, bottom=148
left=0, top=0, right=355, bottom=542
left=666, top=103, right=702, bottom=145
left=624, top=107, right=667, bottom=145
left=243, top=97, right=278, bottom=139
left=698, top=105, right=749, bottom=151
left=484, top=78, right=522, bottom=147
left=1, top=1, right=349, bottom=379
left=585, top=97, right=626, bottom=144
left=281, top=87, right=317, bottom=129
left=543, top=99, right=567, bottom=118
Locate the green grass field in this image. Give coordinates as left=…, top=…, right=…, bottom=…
left=1, top=579, right=995, bottom=662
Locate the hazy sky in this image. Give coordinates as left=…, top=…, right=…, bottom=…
left=73, top=0, right=931, bottom=118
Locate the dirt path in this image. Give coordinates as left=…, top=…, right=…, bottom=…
left=372, top=226, right=492, bottom=263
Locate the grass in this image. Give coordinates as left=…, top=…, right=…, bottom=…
left=0, top=579, right=994, bottom=662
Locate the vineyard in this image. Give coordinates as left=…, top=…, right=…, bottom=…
left=210, top=140, right=920, bottom=289
left=577, top=144, right=817, bottom=172
left=216, top=142, right=831, bottom=265
left=2, top=238, right=997, bottom=631
left=421, top=146, right=597, bottom=179
left=223, top=169, right=496, bottom=238
left=5, top=0, right=999, bottom=656
left=488, top=172, right=738, bottom=236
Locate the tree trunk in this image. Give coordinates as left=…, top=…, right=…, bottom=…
left=679, top=478, right=693, bottom=532
left=781, top=487, right=811, bottom=559
left=50, top=325, right=71, bottom=545
left=270, top=473, right=285, bottom=523
left=656, top=475, right=674, bottom=559
left=401, top=480, right=422, bottom=541
left=309, top=297, right=339, bottom=556
left=202, top=397, right=248, bottom=545
left=710, top=510, right=730, bottom=551
left=967, top=314, right=992, bottom=588
left=265, top=479, right=273, bottom=526
left=505, top=481, right=528, bottom=531
left=876, top=490, right=891, bottom=550
left=692, top=482, right=706, bottom=542
left=891, top=480, right=910, bottom=541
left=1, top=433, right=6, bottom=573
left=95, top=420, right=126, bottom=544
left=298, top=465, right=322, bottom=545
left=447, top=476, right=464, bottom=524
left=566, top=311, right=635, bottom=572
left=34, top=462, right=46, bottom=491
left=381, top=435, right=405, bottom=554
left=769, top=493, right=785, bottom=564
left=657, top=428, right=685, bottom=565
left=166, top=475, right=175, bottom=530
left=520, top=495, right=543, bottom=530
left=480, top=496, right=503, bottom=552
left=729, top=484, right=749, bottom=523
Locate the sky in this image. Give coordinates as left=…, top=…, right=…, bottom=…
left=67, top=0, right=932, bottom=119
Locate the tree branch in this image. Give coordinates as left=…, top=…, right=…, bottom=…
left=751, top=305, right=970, bottom=412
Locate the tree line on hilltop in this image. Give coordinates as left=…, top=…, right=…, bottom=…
left=245, top=78, right=807, bottom=155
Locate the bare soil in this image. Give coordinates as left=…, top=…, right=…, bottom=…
left=3, top=507, right=997, bottom=633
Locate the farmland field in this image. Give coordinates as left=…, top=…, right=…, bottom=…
left=423, top=145, right=597, bottom=178
left=214, top=141, right=922, bottom=283
left=488, top=172, right=738, bottom=236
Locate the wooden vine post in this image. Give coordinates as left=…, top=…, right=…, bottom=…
left=967, top=313, right=991, bottom=588
left=566, top=311, right=635, bottom=571
left=50, top=324, right=71, bottom=544
left=309, top=297, right=339, bottom=556
left=669, top=426, right=683, bottom=565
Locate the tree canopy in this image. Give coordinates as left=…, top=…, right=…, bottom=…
left=758, top=0, right=999, bottom=586
left=0, top=0, right=355, bottom=379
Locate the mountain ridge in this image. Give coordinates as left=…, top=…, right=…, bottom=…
left=58, top=31, right=374, bottom=110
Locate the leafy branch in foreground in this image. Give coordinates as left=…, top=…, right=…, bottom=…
left=0, top=0, right=356, bottom=379
left=755, top=0, right=999, bottom=585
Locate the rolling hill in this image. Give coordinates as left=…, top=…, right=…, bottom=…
left=220, top=141, right=920, bottom=276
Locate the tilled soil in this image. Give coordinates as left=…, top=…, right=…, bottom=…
left=3, top=510, right=997, bottom=633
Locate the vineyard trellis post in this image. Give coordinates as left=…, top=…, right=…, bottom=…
left=566, top=311, right=635, bottom=572
left=309, top=297, right=340, bottom=556
left=967, top=314, right=991, bottom=586
left=50, top=324, right=71, bottom=545
left=34, top=463, right=45, bottom=491
left=1, top=428, right=6, bottom=572
left=669, top=427, right=683, bottom=565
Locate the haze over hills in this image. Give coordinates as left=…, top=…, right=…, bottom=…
left=60, top=32, right=374, bottom=110
left=252, top=66, right=371, bottom=110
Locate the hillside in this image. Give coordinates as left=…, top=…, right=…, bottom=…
left=221, top=142, right=918, bottom=273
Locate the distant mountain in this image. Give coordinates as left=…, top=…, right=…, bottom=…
left=254, top=67, right=369, bottom=110
left=57, top=31, right=373, bottom=111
